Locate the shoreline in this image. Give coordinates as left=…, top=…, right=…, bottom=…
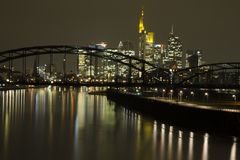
left=106, top=89, right=240, bottom=136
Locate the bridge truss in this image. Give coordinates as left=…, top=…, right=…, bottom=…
left=0, top=45, right=169, bottom=84
left=173, top=63, right=240, bottom=87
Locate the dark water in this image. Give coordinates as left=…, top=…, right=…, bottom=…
left=0, top=87, right=239, bottom=160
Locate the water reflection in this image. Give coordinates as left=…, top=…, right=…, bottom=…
left=177, top=131, right=183, bottom=160
left=230, top=137, right=237, bottom=160
left=168, top=126, right=173, bottom=160
left=202, top=133, right=209, bottom=160
left=0, top=87, right=239, bottom=160
left=160, top=124, right=166, bottom=160
left=188, top=132, right=194, bottom=160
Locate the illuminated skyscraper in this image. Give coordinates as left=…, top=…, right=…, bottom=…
left=118, top=41, right=137, bottom=81
left=138, top=8, right=158, bottom=67
left=78, top=42, right=107, bottom=82
left=138, top=8, right=147, bottom=60
left=185, top=49, right=204, bottom=68
left=165, top=26, right=183, bottom=70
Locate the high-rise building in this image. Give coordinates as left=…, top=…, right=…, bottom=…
left=138, top=8, right=163, bottom=72
left=78, top=42, right=107, bottom=82
left=144, top=32, right=154, bottom=63
left=185, top=49, right=204, bottom=68
left=117, top=41, right=137, bottom=81
left=138, top=8, right=147, bottom=60
left=118, top=41, right=135, bottom=56
left=165, top=26, right=183, bottom=70
left=153, top=44, right=166, bottom=67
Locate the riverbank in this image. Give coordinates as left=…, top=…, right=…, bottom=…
left=107, top=89, right=240, bottom=136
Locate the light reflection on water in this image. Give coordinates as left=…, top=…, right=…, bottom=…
left=0, top=87, right=239, bottom=160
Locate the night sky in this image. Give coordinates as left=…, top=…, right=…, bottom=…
left=0, top=0, right=240, bottom=70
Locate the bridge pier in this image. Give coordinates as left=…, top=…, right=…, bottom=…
left=89, top=54, right=93, bottom=82
left=22, top=52, right=27, bottom=82
left=141, top=63, right=145, bottom=84
left=50, top=54, right=53, bottom=77
left=35, top=55, right=40, bottom=83
left=63, top=53, right=66, bottom=82
left=8, top=53, right=13, bottom=81
left=114, top=62, right=119, bottom=83
left=237, top=66, right=240, bottom=85
left=77, top=53, right=79, bottom=81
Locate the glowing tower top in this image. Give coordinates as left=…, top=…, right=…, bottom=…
left=139, top=8, right=145, bottom=33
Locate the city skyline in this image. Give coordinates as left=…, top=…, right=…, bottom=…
left=0, top=0, right=239, bottom=64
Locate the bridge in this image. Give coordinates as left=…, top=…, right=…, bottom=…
left=0, top=45, right=240, bottom=89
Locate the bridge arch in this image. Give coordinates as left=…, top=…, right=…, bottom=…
left=173, top=63, right=240, bottom=85
left=0, top=45, right=169, bottom=84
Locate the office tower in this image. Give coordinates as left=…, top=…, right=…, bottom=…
left=118, top=41, right=136, bottom=81
left=78, top=43, right=107, bottom=82
left=165, top=26, right=183, bottom=70
left=185, top=49, right=204, bottom=68
left=138, top=8, right=160, bottom=71
left=138, top=8, right=147, bottom=60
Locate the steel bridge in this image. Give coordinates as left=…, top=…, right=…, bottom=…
left=0, top=45, right=169, bottom=85
left=0, top=45, right=240, bottom=89
left=173, top=63, right=240, bottom=88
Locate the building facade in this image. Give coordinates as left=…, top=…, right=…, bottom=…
left=185, top=49, right=204, bottom=68
left=165, top=27, right=183, bottom=70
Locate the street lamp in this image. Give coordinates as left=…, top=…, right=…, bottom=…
left=204, top=92, right=209, bottom=102
left=232, top=95, right=237, bottom=102
left=179, top=90, right=183, bottom=102
left=169, top=89, right=173, bottom=100
left=162, top=89, right=166, bottom=98
left=190, top=91, right=194, bottom=101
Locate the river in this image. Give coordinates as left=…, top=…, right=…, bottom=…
left=0, top=87, right=239, bottom=160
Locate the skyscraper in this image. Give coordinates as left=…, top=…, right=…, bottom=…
left=138, top=8, right=147, bottom=60
left=138, top=8, right=158, bottom=67
left=185, top=49, right=204, bottom=68
left=165, top=26, right=183, bottom=70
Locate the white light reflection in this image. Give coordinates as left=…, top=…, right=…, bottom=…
left=136, top=114, right=141, bottom=151
left=153, top=121, right=157, bottom=139
left=153, top=121, right=158, bottom=159
left=229, top=137, right=237, bottom=160
left=202, top=133, right=209, bottom=160
left=48, top=88, right=53, bottom=146
left=15, top=90, right=19, bottom=119
left=6, top=91, right=9, bottom=115
left=73, top=91, right=86, bottom=159
left=137, top=115, right=141, bottom=133
left=177, top=130, right=183, bottom=160
left=3, top=91, right=10, bottom=159
left=3, top=112, right=10, bottom=158
left=160, top=124, right=165, bottom=160
left=188, top=132, right=194, bottom=160
left=168, top=126, right=173, bottom=160
left=35, top=92, right=39, bottom=122
left=9, top=91, right=12, bottom=119
left=22, top=90, right=25, bottom=116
